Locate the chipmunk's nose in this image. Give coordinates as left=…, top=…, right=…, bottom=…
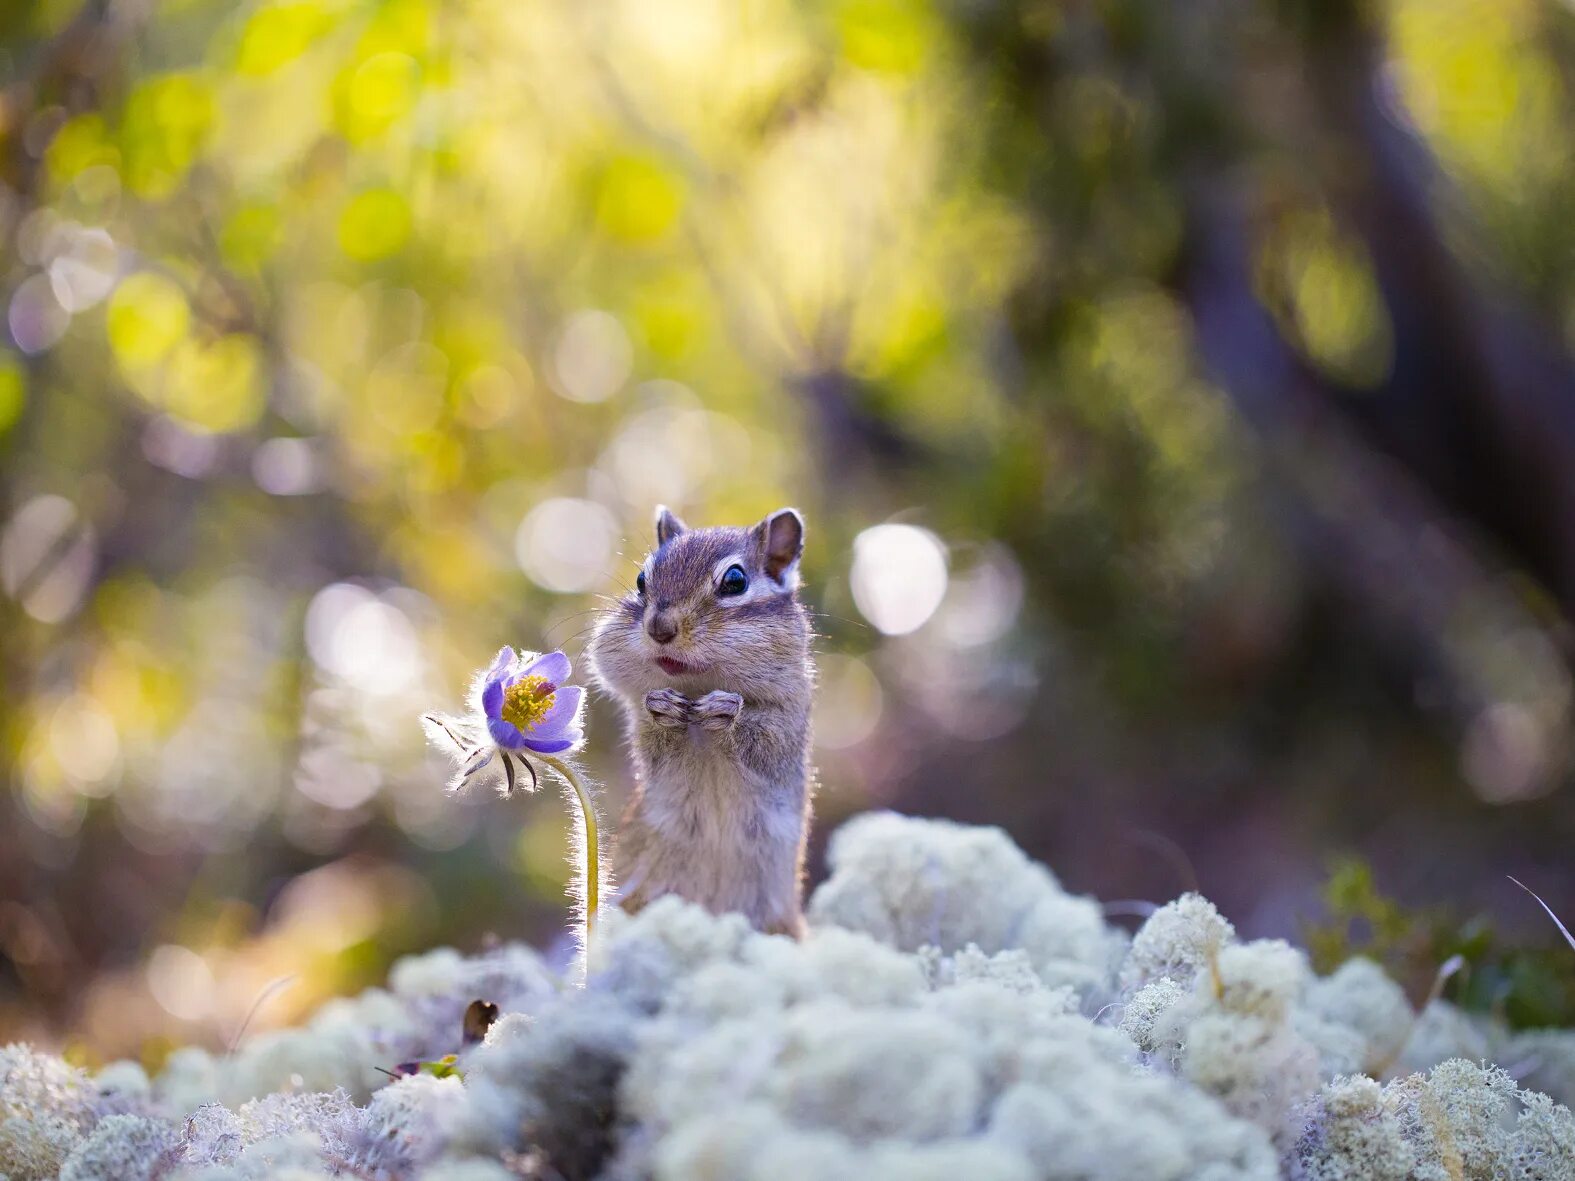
left=647, top=609, right=679, bottom=645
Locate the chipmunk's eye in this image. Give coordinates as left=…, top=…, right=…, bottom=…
left=636, top=571, right=647, bottom=597
left=718, top=564, right=748, bottom=597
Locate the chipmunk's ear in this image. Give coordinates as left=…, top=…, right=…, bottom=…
left=654, top=505, right=688, bottom=546
left=756, top=508, right=804, bottom=584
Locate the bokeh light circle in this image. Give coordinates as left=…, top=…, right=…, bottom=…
left=552, top=310, right=632, bottom=403
left=850, top=523, right=949, bottom=636
left=515, top=498, right=619, bottom=593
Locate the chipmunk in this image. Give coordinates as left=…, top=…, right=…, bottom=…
left=588, top=505, right=814, bottom=937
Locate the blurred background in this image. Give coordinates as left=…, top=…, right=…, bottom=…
left=3, top=0, right=1575, bottom=1064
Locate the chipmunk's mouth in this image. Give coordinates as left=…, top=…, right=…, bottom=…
left=655, top=655, right=703, bottom=677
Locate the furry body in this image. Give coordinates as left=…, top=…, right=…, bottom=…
left=588, top=508, right=814, bottom=935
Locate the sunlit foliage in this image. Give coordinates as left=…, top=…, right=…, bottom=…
left=2, top=0, right=1573, bottom=1056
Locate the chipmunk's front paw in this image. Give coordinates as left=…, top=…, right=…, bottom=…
left=692, top=690, right=743, bottom=731
left=644, top=688, right=691, bottom=729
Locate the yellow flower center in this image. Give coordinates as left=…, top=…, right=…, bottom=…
left=501, top=674, right=556, bottom=734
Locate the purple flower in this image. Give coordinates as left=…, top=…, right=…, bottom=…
left=422, top=646, right=586, bottom=796
left=479, top=646, right=585, bottom=754
left=423, top=643, right=603, bottom=934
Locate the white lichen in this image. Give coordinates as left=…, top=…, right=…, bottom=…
left=1142, top=941, right=1323, bottom=1145
left=1119, top=891, right=1237, bottom=996
left=0, top=1044, right=99, bottom=1180
left=1505, top=1027, right=1575, bottom=1109
left=59, top=1114, right=179, bottom=1181
left=808, top=812, right=1126, bottom=1001
left=1, top=813, right=1570, bottom=1181
left=1118, top=976, right=1188, bottom=1059
left=1393, top=999, right=1505, bottom=1078
left=1302, top=956, right=1413, bottom=1067
left=340, top=1073, right=469, bottom=1176
left=153, top=940, right=554, bottom=1114
left=1286, top=1074, right=1414, bottom=1181
left=604, top=895, right=1275, bottom=1181
left=1297, top=956, right=1413, bottom=1078
left=1288, top=1059, right=1575, bottom=1179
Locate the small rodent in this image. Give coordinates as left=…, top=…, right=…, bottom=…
left=588, top=505, right=814, bottom=936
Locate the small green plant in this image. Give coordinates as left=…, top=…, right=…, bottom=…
left=1304, top=857, right=1575, bottom=1029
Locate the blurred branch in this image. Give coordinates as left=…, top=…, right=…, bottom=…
left=0, top=0, right=129, bottom=190
left=1178, top=177, right=1514, bottom=713
left=1299, top=15, right=1575, bottom=624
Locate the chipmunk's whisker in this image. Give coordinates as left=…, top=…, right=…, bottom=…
left=803, top=611, right=871, bottom=631
left=556, top=632, right=601, bottom=654
left=542, top=609, right=605, bottom=641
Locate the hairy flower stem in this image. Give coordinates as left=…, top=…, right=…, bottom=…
left=543, top=755, right=600, bottom=936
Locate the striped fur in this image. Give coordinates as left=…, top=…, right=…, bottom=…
left=588, top=507, right=814, bottom=935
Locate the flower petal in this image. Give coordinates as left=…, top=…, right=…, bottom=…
left=487, top=715, right=528, bottom=750
left=529, top=685, right=584, bottom=740
left=481, top=679, right=504, bottom=717
left=481, top=647, right=517, bottom=716
left=521, top=734, right=577, bottom=755
left=518, top=649, right=571, bottom=688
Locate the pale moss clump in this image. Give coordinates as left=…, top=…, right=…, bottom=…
left=1118, top=976, right=1189, bottom=1060
left=1409, top=1059, right=1573, bottom=1176
left=1119, top=891, right=1237, bottom=995
left=0, top=1044, right=100, bottom=1180
left=1505, top=1027, right=1575, bottom=1108
left=921, top=945, right=1057, bottom=996
left=989, top=1066, right=1278, bottom=1180
left=598, top=895, right=1276, bottom=1181
left=1286, top=1074, right=1414, bottom=1181
left=91, top=1059, right=153, bottom=1114
left=1116, top=903, right=1417, bottom=1099
left=1213, top=940, right=1309, bottom=1020
left=457, top=992, right=639, bottom=1177
left=808, top=812, right=1127, bottom=1000
left=0, top=1043, right=97, bottom=1126
left=1388, top=1059, right=1527, bottom=1178
left=155, top=1000, right=416, bottom=1113
left=413, top=1163, right=515, bottom=1181
left=1297, top=956, right=1413, bottom=1077
left=159, top=1091, right=355, bottom=1179
left=233, top=1088, right=359, bottom=1148
left=1302, top=957, right=1412, bottom=1060
left=1, top=813, right=1572, bottom=1180
left=1112, top=896, right=1534, bottom=1159
left=0, top=1114, right=83, bottom=1181
left=59, top=1114, right=180, bottom=1181
left=155, top=941, right=556, bottom=1113
left=338, top=1073, right=469, bottom=1176
left=171, top=1130, right=332, bottom=1180
left=1393, top=999, right=1505, bottom=1078
left=650, top=1101, right=1035, bottom=1181
left=1288, top=1059, right=1575, bottom=1179
left=1153, top=940, right=1323, bottom=1145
